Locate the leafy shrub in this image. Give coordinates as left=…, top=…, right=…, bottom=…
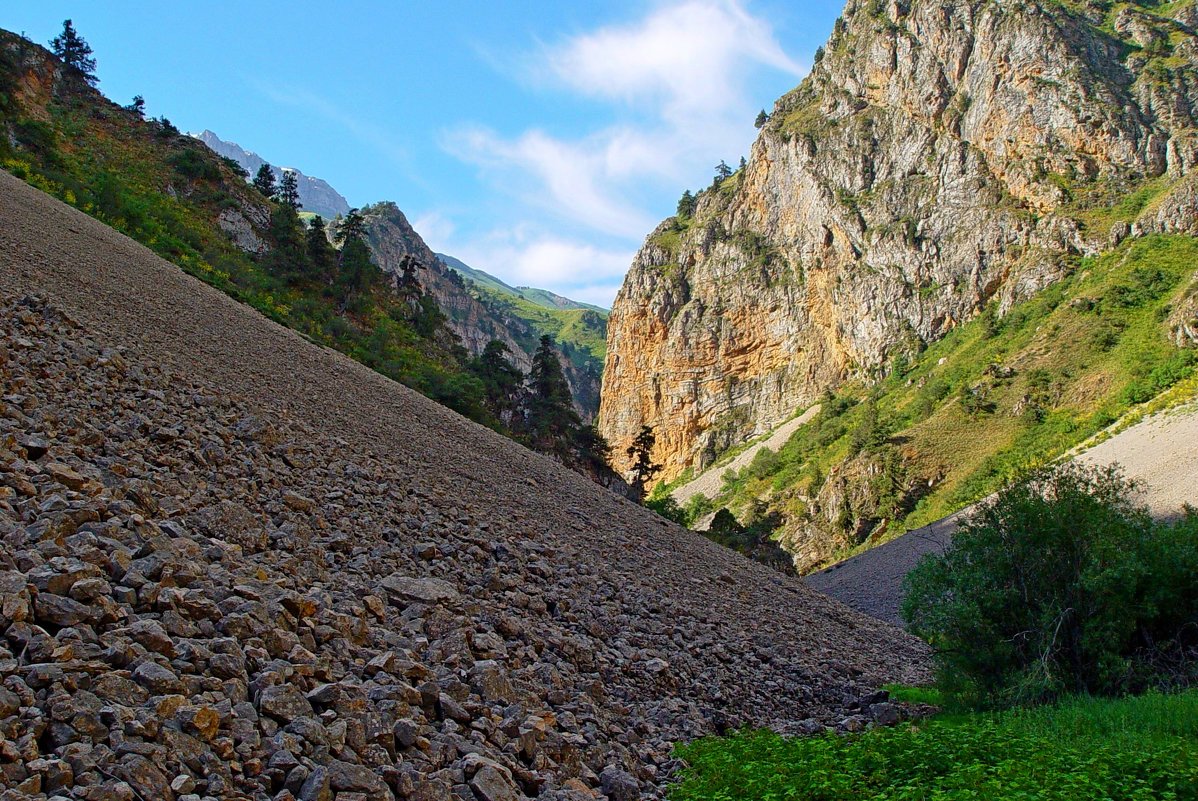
left=1123, top=349, right=1197, bottom=404
left=904, top=464, right=1198, bottom=706
left=168, top=148, right=221, bottom=181
left=645, top=494, right=689, bottom=526
left=1106, top=266, right=1177, bottom=309
left=670, top=690, right=1198, bottom=801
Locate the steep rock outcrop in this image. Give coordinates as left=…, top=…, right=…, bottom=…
left=601, top=0, right=1198, bottom=481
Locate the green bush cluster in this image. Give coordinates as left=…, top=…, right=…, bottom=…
left=904, top=464, right=1198, bottom=707
left=670, top=690, right=1198, bottom=801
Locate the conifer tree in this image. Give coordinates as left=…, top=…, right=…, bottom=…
left=470, top=340, right=525, bottom=423
left=626, top=425, right=662, bottom=501
left=333, top=208, right=367, bottom=245
left=306, top=216, right=334, bottom=282
left=676, top=190, right=696, bottom=219
left=331, top=210, right=376, bottom=309
left=252, top=163, right=277, bottom=199
left=525, top=334, right=580, bottom=456
left=127, top=95, right=145, bottom=117
left=754, top=109, right=769, bottom=128
left=263, top=203, right=306, bottom=284
left=278, top=170, right=301, bottom=209
left=50, top=20, right=97, bottom=86
left=397, top=254, right=422, bottom=301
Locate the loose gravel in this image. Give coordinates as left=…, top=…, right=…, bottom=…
left=0, top=171, right=930, bottom=801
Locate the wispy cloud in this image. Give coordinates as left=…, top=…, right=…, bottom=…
left=442, top=126, right=659, bottom=239
left=434, top=224, right=635, bottom=307
left=251, top=80, right=410, bottom=168
left=545, top=0, right=801, bottom=123
left=436, top=0, right=802, bottom=304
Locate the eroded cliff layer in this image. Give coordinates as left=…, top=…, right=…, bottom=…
left=600, top=0, right=1198, bottom=480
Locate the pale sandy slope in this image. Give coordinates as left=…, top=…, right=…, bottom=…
left=1076, top=402, right=1198, bottom=516
left=806, top=400, right=1198, bottom=625
left=672, top=405, right=822, bottom=507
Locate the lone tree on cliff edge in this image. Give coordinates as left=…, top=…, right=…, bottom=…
left=626, top=425, right=662, bottom=501
left=50, top=20, right=97, bottom=86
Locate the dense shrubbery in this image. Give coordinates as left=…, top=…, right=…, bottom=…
left=903, top=464, right=1198, bottom=706
left=670, top=690, right=1198, bottom=800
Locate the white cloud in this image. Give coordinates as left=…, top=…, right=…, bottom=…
left=437, top=223, right=635, bottom=307
left=546, top=0, right=801, bottom=123
left=443, top=126, right=660, bottom=239
left=444, top=1, right=801, bottom=236
left=410, top=211, right=456, bottom=252
left=438, top=0, right=803, bottom=304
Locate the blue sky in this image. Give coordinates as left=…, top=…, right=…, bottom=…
left=3, top=1, right=843, bottom=306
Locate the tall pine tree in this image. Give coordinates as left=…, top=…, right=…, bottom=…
left=278, top=170, right=301, bottom=209
left=252, top=163, right=277, bottom=199
left=525, top=334, right=580, bottom=457
left=306, top=216, right=334, bottom=283
left=470, top=340, right=525, bottom=424
left=626, top=425, right=662, bottom=501
left=50, top=20, right=97, bottom=86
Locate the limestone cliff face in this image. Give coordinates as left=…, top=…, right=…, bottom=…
left=600, top=0, right=1198, bottom=480
left=361, top=204, right=601, bottom=420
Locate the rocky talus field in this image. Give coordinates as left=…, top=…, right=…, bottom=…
left=0, top=171, right=929, bottom=801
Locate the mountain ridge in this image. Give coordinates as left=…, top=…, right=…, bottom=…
left=192, top=128, right=351, bottom=220
left=437, top=253, right=608, bottom=314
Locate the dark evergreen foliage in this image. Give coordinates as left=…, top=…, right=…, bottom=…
left=50, top=20, right=96, bottom=85
left=252, top=163, right=277, bottom=199
left=626, top=425, right=662, bottom=501
left=278, top=169, right=300, bottom=209
left=677, top=190, right=696, bottom=219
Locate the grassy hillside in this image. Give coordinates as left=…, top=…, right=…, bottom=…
left=439, top=253, right=608, bottom=313
left=438, top=254, right=609, bottom=370
left=679, top=233, right=1197, bottom=567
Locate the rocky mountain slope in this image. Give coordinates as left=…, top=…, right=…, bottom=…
left=0, top=169, right=929, bottom=800
left=192, top=129, right=351, bottom=220
left=436, top=255, right=608, bottom=419
left=600, top=0, right=1198, bottom=568
left=198, top=131, right=605, bottom=420
left=601, top=0, right=1198, bottom=480
left=0, top=27, right=603, bottom=436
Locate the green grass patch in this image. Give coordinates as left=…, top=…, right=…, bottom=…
left=670, top=690, right=1198, bottom=800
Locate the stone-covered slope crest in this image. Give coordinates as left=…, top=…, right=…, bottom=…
left=599, top=0, right=1198, bottom=481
